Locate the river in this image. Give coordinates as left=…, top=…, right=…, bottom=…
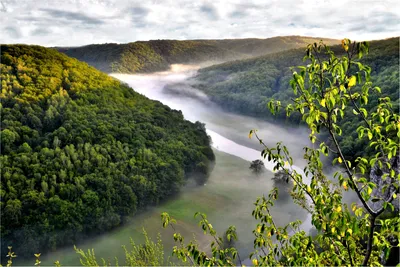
left=19, top=65, right=313, bottom=266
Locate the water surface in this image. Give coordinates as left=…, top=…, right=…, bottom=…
left=20, top=66, right=313, bottom=265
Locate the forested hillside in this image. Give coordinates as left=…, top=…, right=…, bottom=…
left=57, top=36, right=339, bottom=73
left=192, top=37, right=399, bottom=161
left=0, top=45, right=215, bottom=260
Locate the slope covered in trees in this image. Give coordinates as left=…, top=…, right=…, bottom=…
left=0, top=45, right=215, bottom=260
left=72, top=40, right=399, bottom=267
left=192, top=37, right=399, bottom=161
left=56, top=36, right=340, bottom=73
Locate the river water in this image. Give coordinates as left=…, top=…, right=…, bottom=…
left=20, top=66, right=314, bottom=266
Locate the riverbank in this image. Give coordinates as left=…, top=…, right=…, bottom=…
left=19, top=148, right=306, bottom=266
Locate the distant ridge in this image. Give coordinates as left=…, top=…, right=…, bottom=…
left=191, top=37, right=399, bottom=161
left=56, top=36, right=340, bottom=73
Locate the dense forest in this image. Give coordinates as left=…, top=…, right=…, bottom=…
left=192, top=37, right=399, bottom=161
left=0, top=45, right=215, bottom=261
left=56, top=36, right=340, bottom=74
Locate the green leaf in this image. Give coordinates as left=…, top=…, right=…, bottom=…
left=348, top=76, right=356, bottom=87
left=367, top=186, right=373, bottom=195
left=362, top=95, right=368, bottom=105
left=367, top=131, right=373, bottom=140
left=249, top=130, right=253, bottom=139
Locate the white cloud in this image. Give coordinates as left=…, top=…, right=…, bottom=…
left=0, top=0, right=399, bottom=46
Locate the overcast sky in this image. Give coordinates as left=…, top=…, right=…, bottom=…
left=1, top=0, right=399, bottom=47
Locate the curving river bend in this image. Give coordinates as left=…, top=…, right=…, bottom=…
left=20, top=66, right=315, bottom=266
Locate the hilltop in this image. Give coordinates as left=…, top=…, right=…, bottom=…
left=191, top=37, right=399, bottom=161
left=56, top=36, right=340, bottom=73
left=0, top=44, right=214, bottom=260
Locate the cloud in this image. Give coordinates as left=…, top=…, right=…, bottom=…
left=31, top=27, right=52, bottom=36
left=347, top=11, right=400, bottom=34
left=229, top=3, right=260, bottom=18
left=0, top=0, right=399, bottom=46
left=40, top=8, right=105, bottom=25
left=200, top=3, right=219, bottom=20
left=229, top=10, right=247, bottom=18
left=131, top=6, right=149, bottom=17
left=130, top=6, right=150, bottom=28
left=3, top=26, right=21, bottom=39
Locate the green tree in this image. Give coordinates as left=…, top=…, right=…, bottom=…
left=1, top=129, right=17, bottom=149
left=0, top=44, right=215, bottom=261
left=271, top=170, right=293, bottom=201
left=162, top=39, right=399, bottom=266
left=249, top=159, right=265, bottom=175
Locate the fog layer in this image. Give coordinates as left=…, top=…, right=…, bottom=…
left=111, top=66, right=312, bottom=164
left=112, top=65, right=315, bottom=230
left=22, top=65, right=314, bottom=266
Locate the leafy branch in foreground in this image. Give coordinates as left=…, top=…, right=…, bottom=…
left=4, top=39, right=398, bottom=267
left=75, top=228, right=166, bottom=267
left=161, top=212, right=241, bottom=266
left=163, top=39, right=399, bottom=266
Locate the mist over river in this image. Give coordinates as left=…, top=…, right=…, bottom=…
left=20, top=66, right=315, bottom=266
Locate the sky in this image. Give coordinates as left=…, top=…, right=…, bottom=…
left=1, top=0, right=399, bottom=47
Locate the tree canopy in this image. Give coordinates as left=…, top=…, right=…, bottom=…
left=193, top=37, right=399, bottom=162
left=0, top=44, right=214, bottom=261
left=249, top=159, right=265, bottom=175
left=57, top=37, right=339, bottom=73
left=160, top=39, right=399, bottom=266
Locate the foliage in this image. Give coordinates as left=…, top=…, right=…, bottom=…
left=193, top=37, right=399, bottom=162
left=75, top=229, right=165, bottom=266
left=0, top=45, right=214, bottom=262
left=5, top=247, right=16, bottom=267
left=249, top=159, right=265, bottom=175
left=57, top=37, right=339, bottom=73
left=162, top=40, right=400, bottom=266
left=271, top=170, right=293, bottom=201
left=1, top=230, right=166, bottom=267
left=161, top=212, right=241, bottom=266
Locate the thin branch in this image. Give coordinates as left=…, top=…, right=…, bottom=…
left=236, top=249, right=243, bottom=266
left=169, top=224, right=196, bottom=266
left=264, top=195, right=287, bottom=262
left=260, top=247, right=268, bottom=257
left=253, top=131, right=318, bottom=208
left=362, top=217, right=376, bottom=266
left=329, top=126, right=375, bottom=215
left=344, top=240, right=355, bottom=266
left=314, top=136, right=339, bottom=154
left=200, top=214, right=223, bottom=248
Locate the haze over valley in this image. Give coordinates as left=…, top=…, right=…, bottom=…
left=1, top=0, right=399, bottom=266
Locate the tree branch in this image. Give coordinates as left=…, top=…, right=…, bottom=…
left=253, top=131, right=318, bottom=209
left=344, top=240, right=355, bottom=266
left=328, top=126, right=375, bottom=215
left=362, top=216, right=376, bottom=266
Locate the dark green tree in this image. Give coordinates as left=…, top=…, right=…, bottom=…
left=249, top=159, right=265, bottom=175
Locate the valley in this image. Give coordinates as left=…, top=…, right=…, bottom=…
left=1, top=34, right=399, bottom=266
left=21, top=66, right=313, bottom=265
